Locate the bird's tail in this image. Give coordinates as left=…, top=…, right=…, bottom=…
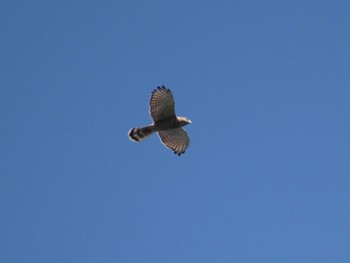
left=128, top=125, right=155, bottom=142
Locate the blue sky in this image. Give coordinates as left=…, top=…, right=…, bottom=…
left=1, top=0, right=350, bottom=262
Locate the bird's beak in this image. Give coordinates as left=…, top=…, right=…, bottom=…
left=188, top=119, right=192, bottom=124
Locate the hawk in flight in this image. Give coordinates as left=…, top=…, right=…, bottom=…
left=128, top=86, right=191, bottom=156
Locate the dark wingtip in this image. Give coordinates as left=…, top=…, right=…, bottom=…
left=174, top=151, right=183, bottom=156
left=152, top=86, right=169, bottom=94
left=153, top=86, right=164, bottom=93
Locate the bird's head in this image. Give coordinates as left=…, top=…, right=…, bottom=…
left=177, top=117, right=192, bottom=127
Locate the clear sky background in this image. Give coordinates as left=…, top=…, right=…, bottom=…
left=1, top=0, right=350, bottom=262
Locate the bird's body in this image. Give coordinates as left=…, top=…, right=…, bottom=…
left=128, top=86, right=191, bottom=156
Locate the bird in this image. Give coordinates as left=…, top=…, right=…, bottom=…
left=128, top=86, right=191, bottom=156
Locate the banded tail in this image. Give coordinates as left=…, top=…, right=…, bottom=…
left=128, top=125, right=155, bottom=142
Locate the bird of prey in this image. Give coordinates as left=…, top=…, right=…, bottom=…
left=128, top=86, right=191, bottom=156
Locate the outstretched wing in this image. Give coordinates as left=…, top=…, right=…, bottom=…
left=158, top=128, right=190, bottom=156
left=149, top=86, right=176, bottom=122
